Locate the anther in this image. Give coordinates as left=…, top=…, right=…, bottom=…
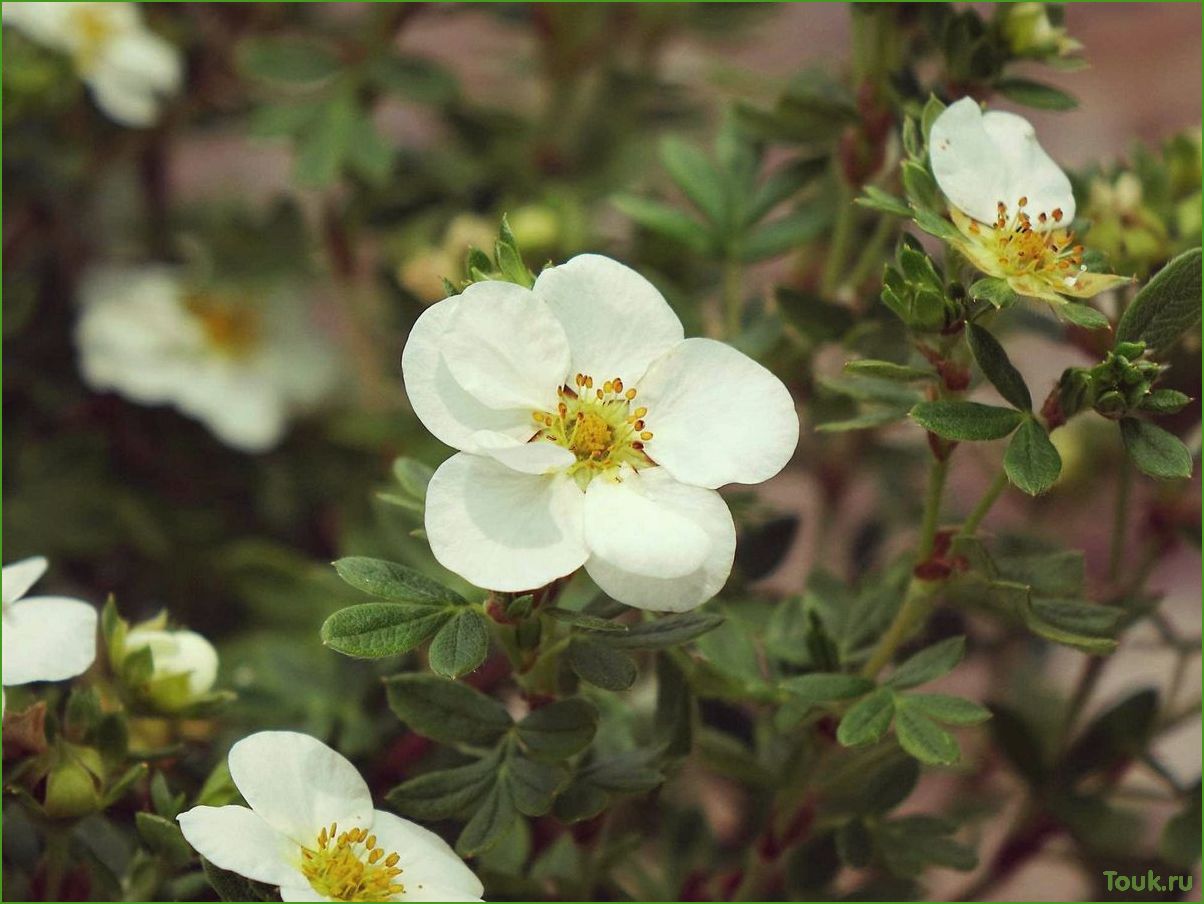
left=640, top=431, right=653, bottom=441
left=1018, top=196, right=1028, bottom=207
left=625, top=388, right=637, bottom=400
left=1052, top=208, right=1063, bottom=222
left=385, top=853, right=400, bottom=868
left=613, top=378, right=623, bottom=392
left=634, top=406, right=647, bottom=418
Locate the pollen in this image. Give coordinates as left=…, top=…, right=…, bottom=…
left=959, top=197, right=1085, bottom=291
left=300, top=822, right=405, bottom=902
left=183, top=292, right=261, bottom=358
left=531, top=372, right=653, bottom=487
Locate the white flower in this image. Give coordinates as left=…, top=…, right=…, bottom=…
left=177, top=731, right=484, bottom=903
left=75, top=266, right=339, bottom=453
left=123, top=625, right=219, bottom=712
left=2, top=556, right=97, bottom=689
left=2, top=2, right=182, bottom=127
left=929, top=98, right=1127, bottom=305
left=401, top=254, right=798, bottom=612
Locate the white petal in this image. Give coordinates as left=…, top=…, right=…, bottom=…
left=103, top=29, right=182, bottom=94
left=534, top=254, right=684, bottom=385
left=584, top=469, right=735, bottom=612
left=468, top=431, right=576, bottom=475
left=277, top=883, right=330, bottom=902
left=583, top=471, right=710, bottom=579
left=125, top=628, right=218, bottom=695
left=401, top=292, right=557, bottom=451
left=2, top=556, right=48, bottom=605
left=439, top=281, right=570, bottom=411
left=177, top=366, right=288, bottom=453
left=2, top=596, right=97, bottom=686
left=930, top=97, right=1074, bottom=226
left=369, top=811, right=483, bottom=902
left=635, top=338, right=798, bottom=489
left=227, top=731, right=373, bottom=846
left=425, top=452, right=587, bottom=592
left=177, top=805, right=300, bottom=887
left=87, top=66, right=161, bottom=127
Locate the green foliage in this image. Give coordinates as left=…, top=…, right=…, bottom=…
left=910, top=401, right=1025, bottom=441
left=1115, top=247, right=1202, bottom=354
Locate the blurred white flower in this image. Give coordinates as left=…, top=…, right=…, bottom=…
left=929, top=98, right=1127, bottom=305
left=2, top=556, right=97, bottom=691
left=178, top=731, right=484, bottom=903
left=2, top=2, right=182, bottom=127
left=402, top=254, right=798, bottom=612
left=75, top=266, right=339, bottom=453
left=123, top=624, right=219, bottom=713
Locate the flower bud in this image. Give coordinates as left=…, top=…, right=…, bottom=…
left=119, top=625, right=219, bottom=715
left=999, top=3, right=1082, bottom=59
left=43, top=747, right=104, bottom=821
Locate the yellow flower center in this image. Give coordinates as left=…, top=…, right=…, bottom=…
left=300, top=823, right=405, bottom=903
left=69, top=6, right=117, bottom=71
left=532, top=373, right=654, bottom=487
left=961, top=196, right=1085, bottom=282
left=183, top=293, right=261, bottom=359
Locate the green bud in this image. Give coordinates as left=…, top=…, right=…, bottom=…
left=1057, top=368, right=1092, bottom=419
left=44, top=748, right=104, bottom=820
left=1114, top=340, right=1147, bottom=360
left=111, top=613, right=220, bottom=715
left=1094, top=390, right=1127, bottom=418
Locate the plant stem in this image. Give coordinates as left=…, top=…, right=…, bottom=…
left=722, top=255, right=744, bottom=340
left=1107, top=463, right=1133, bottom=582
left=820, top=181, right=857, bottom=297
left=917, top=455, right=949, bottom=560
left=959, top=468, right=1009, bottom=537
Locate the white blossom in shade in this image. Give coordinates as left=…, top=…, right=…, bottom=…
left=123, top=625, right=219, bottom=712
left=401, top=254, right=799, bottom=612
left=75, top=266, right=340, bottom=453
left=2, top=557, right=97, bottom=690
left=928, top=97, right=1128, bottom=306
left=177, top=731, right=484, bottom=903
left=2, top=2, right=182, bottom=127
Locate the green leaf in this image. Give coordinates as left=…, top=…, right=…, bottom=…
left=1120, top=418, right=1193, bottom=480
left=136, top=812, right=193, bottom=868
left=366, top=56, right=458, bottom=104
left=428, top=610, right=490, bottom=678
left=659, top=137, right=727, bottom=225
left=816, top=409, right=911, bottom=432
left=780, top=673, right=875, bottom=714
left=995, top=77, right=1078, bottom=110
left=603, top=611, right=724, bottom=650
left=967, top=324, right=1030, bottom=410
left=392, top=457, right=434, bottom=500
left=968, top=277, right=1018, bottom=309
left=905, top=693, right=991, bottom=726
left=1057, top=301, right=1111, bottom=331
left=567, top=637, right=637, bottom=691
left=856, top=186, right=911, bottom=218
left=293, top=94, right=357, bottom=187
left=320, top=603, right=450, bottom=659
left=1061, top=689, right=1158, bottom=779
left=611, top=196, right=712, bottom=254
left=920, top=93, right=946, bottom=141
left=384, top=674, right=512, bottom=746
left=1116, top=248, right=1202, bottom=353
left=910, top=401, right=1024, bottom=441
left=1025, top=597, right=1123, bottom=653
left=1004, top=418, right=1062, bottom=496
left=655, top=653, right=695, bottom=758
left=912, top=207, right=960, bottom=242
left=456, top=782, right=517, bottom=857
left=887, top=636, right=965, bottom=689
left=836, top=688, right=895, bottom=747
left=843, top=360, right=935, bottom=382
left=385, top=753, right=498, bottom=820
left=506, top=753, right=568, bottom=817
left=878, top=815, right=977, bottom=876
left=544, top=608, right=628, bottom=633
left=745, top=156, right=827, bottom=225
left=201, top=858, right=277, bottom=902
left=894, top=700, right=960, bottom=765
left=333, top=557, right=465, bottom=605
left=1139, top=388, right=1192, bottom=414
left=517, top=699, right=598, bottom=760
left=740, top=208, right=830, bottom=262
left=238, top=37, right=341, bottom=84
left=995, top=550, right=1085, bottom=597
left=901, top=160, right=940, bottom=212
left=1160, top=784, right=1202, bottom=867
left=835, top=819, right=873, bottom=868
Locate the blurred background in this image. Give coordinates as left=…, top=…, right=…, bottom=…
left=3, top=3, right=1200, bottom=901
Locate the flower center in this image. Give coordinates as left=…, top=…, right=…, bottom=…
left=532, top=373, right=654, bottom=487
left=300, top=823, right=405, bottom=903
left=183, top=292, right=261, bottom=358
left=69, top=7, right=117, bottom=71
left=965, top=196, right=1087, bottom=283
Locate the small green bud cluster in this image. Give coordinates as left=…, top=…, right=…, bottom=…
left=1056, top=341, right=1191, bottom=421
left=881, top=238, right=964, bottom=333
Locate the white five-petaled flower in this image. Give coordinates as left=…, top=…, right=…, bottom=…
left=177, top=731, right=484, bottom=903
left=929, top=97, right=1127, bottom=306
left=402, top=254, right=799, bottom=612
left=75, top=266, right=340, bottom=453
left=2, top=2, right=182, bottom=128
left=2, top=557, right=98, bottom=693
left=123, top=624, right=219, bottom=712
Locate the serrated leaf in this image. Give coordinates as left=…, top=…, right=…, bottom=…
left=427, top=610, right=489, bottom=678
left=384, top=674, right=511, bottom=746
left=1119, top=418, right=1193, bottom=480
left=894, top=700, right=960, bottom=765
left=910, top=401, right=1024, bottom=441
left=567, top=637, right=637, bottom=691
left=967, top=323, right=1031, bottom=410
left=1004, top=418, right=1062, bottom=496
left=320, top=603, right=450, bottom=659
left=904, top=693, right=991, bottom=726
left=836, top=687, right=895, bottom=747
left=1116, top=248, right=1202, bottom=353
left=516, top=698, right=598, bottom=760
left=602, top=611, right=724, bottom=650
left=887, top=636, right=965, bottom=689
left=333, top=557, right=465, bottom=605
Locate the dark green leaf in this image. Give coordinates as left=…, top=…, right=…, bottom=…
left=385, top=754, right=498, bottom=820
left=136, top=812, right=193, bottom=868
left=293, top=95, right=356, bottom=187
left=612, top=196, right=712, bottom=254
left=901, top=160, right=940, bottom=212
left=995, top=550, right=1084, bottom=597
left=1160, top=784, right=1202, bottom=867
left=384, top=674, right=511, bottom=746
left=745, top=156, right=827, bottom=225
left=1120, top=418, right=1193, bottom=480
left=655, top=653, right=694, bottom=758
left=1061, top=689, right=1158, bottom=779
left=1139, top=388, right=1192, bottom=414
left=878, top=815, right=977, bottom=876
left=456, top=782, right=516, bottom=857
left=780, top=673, right=875, bottom=714
left=603, top=611, right=724, bottom=650
left=506, top=753, right=568, bottom=816
left=427, top=609, right=489, bottom=678
left=968, top=277, right=1018, bottom=309
left=843, top=360, right=935, bottom=382
left=320, top=603, right=450, bottom=659
left=544, top=608, right=628, bottom=633
left=1004, top=418, right=1062, bottom=496
left=887, top=636, right=965, bottom=689
left=238, top=37, right=340, bottom=84
left=333, top=557, right=465, bottom=605
left=905, top=693, right=991, bottom=726
left=894, top=700, right=960, bottom=765
left=856, top=186, right=911, bottom=218
left=517, top=698, right=598, bottom=760
left=835, top=819, right=873, bottom=868
left=567, top=637, right=637, bottom=691
left=367, top=56, right=458, bottom=104
left=1058, top=301, right=1111, bottom=330
left=659, top=137, right=727, bottom=225
left=967, top=323, right=1031, bottom=410
left=989, top=704, right=1047, bottom=783
left=837, top=688, right=895, bottom=747
left=740, top=208, right=830, bottom=261
left=201, top=858, right=277, bottom=902
left=1024, top=597, right=1123, bottom=653
left=995, top=78, right=1078, bottom=110
left=1116, top=248, right=1202, bottom=353
left=910, top=401, right=1024, bottom=441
